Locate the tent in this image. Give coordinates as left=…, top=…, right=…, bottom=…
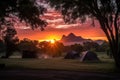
left=80, top=51, right=100, bottom=62
left=64, top=50, right=80, bottom=59
left=22, top=50, right=38, bottom=58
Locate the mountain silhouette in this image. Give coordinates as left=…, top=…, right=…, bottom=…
left=60, top=33, right=105, bottom=46
left=60, top=33, right=86, bottom=42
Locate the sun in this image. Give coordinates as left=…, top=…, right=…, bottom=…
left=50, top=39, right=55, bottom=44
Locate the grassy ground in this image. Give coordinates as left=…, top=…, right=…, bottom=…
left=0, top=55, right=116, bottom=73
left=1, top=52, right=119, bottom=80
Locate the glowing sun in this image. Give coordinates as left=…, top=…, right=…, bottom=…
left=50, top=39, right=55, bottom=44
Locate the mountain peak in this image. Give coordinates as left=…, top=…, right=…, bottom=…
left=68, top=33, right=76, bottom=37
left=60, top=33, right=84, bottom=42
left=67, top=33, right=77, bottom=39
left=62, top=35, right=66, bottom=38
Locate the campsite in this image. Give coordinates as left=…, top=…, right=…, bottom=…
left=0, top=52, right=119, bottom=80
left=0, top=51, right=116, bottom=72
left=0, top=41, right=116, bottom=71
left=0, top=0, right=120, bottom=80
left=0, top=34, right=119, bottom=80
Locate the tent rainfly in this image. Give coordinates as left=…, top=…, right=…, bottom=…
left=80, top=51, right=100, bottom=62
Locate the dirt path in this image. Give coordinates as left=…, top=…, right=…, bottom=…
left=0, top=70, right=120, bottom=80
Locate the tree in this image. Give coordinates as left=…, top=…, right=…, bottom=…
left=71, top=44, right=83, bottom=53
left=97, top=41, right=109, bottom=52
left=18, top=38, right=38, bottom=52
left=0, top=0, right=47, bottom=30
left=0, top=39, right=5, bottom=53
left=83, top=42, right=99, bottom=51
left=3, top=26, right=19, bottom=58
left=48, top=0, right=120, bottom=68
left=18, top=39, right=39, bottom=58
left=0, top=20, right=20, bottom=58
left=39, top=41, right=64, bottom=57
left=0, top=0, right=47, bottom=57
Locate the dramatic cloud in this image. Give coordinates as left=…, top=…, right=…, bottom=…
left=16, top=9, right=107, bottom=41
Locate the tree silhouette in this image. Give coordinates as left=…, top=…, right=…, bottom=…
left=39, top=41, right=64, bottom=57
left=18, top=39, right=39, bottom=58
left=49, top=0, right=120, bottom=68
left=0, top=39, right=5, bottom=53
left=71, top=44, right=83, bottom=53
left=0, top=0, right=47, bottom=58
left=2, top=22, right=19, bottom=58
left=0, top=19, right=17, bottom=58
left=83, top=42, right=99, bottom=51
left=0, top=0, right=47, bottom=30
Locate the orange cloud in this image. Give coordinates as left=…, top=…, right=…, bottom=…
left=16, top=10, right=107, bottom=41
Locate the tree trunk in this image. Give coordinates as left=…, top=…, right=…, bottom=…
left=111, top=44, right=120, bottom=69
left=5, top=50, right=12, bottom=58
left=114, top=54, right=120, bottom=70
left=3, top=43, right=13, bottom=58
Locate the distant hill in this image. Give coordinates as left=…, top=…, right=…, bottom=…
left=60, top=33, right=92, bottom=45
left=94, top=40, right=106, bottom=45
left=61, top=33, right=85, bottom=42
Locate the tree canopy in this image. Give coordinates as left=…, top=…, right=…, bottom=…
left=0, top=0, right=47, bottom=30
left=0, top=0, right=47, bottom=58
left=48, top=0, right=120, bottom=68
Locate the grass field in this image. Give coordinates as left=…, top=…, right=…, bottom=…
left=0, top=53, right=116, bottom=73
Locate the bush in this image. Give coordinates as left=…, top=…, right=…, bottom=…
left=22, top=50, right=37, bottom=58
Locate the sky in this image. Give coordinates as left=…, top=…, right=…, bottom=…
left=16, top=4, right=107, bottom=41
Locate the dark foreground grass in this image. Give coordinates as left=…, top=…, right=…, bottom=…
left=1, top=53, right=120, bottom=80
left=0, top=57, right=116, bottom=73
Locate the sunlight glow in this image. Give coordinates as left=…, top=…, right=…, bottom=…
left=38, top=35, right=60, bottom=43
left=50, top=39, right=55, bottom=44
left=83, top=37, right=107, bottom=41
left=38, top=39, right=57, bottom=44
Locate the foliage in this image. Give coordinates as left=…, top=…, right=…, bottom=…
left=18, top=38, right=39, bottom=52
left=48, top=0, right=120, bottom=68
left=18, top=39, right=65, bottom=58
left=22, top=50, right=38, bottom=58
left=71, top=44, right=83, bottom=53
left=0, top=0, right=47, bottom=58
left=18, top=39, right=40, bottom=58
left=97, top=41, right=109, bottom=52
left=0, top=39, right=5, bottom=53
left=2, top=26, right=19, bottom=58
left=39, top=41, right=64, bottom=57
left=0, top=0, right=47, bottom=30
left=83, top=42, right=99, bottom=51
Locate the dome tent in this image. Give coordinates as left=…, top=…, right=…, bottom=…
left=64, top=50, right=80, bottom=59
left=80, top=51, right=100, bottom=62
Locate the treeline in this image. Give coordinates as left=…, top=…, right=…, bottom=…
left=0, top=38, right=109, bottom=58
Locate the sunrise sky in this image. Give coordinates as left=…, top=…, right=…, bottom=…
left=16, top=3, right=107, bottom=41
